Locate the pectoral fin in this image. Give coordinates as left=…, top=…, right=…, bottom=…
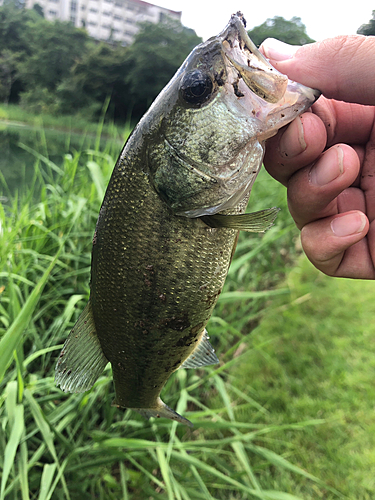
left=201, top=207, right=279, bottom=232
left=55, top=300, right=108, bottom=393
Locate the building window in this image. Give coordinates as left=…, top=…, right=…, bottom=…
left=48, top=9, right=57, bottom=15
left=88, top=21, right=97, bottom=26
left=125, top=17, right=134, bottom=24
left=70, top=1, right=77, bottom=12
left=89, top=8, right=98, bottom=12
left=70, top=15, right=76, bottom=23
left=114, top=14, right=122, bottom=20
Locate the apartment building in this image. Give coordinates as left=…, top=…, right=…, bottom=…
left=23, top=0, right=182, bottom=45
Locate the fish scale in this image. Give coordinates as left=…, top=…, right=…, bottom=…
left=55, top=12, right=320, bottom=426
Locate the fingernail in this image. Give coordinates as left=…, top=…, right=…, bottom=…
left=331, top=212, right=367, bottom=237
left=279, top=116, right=306, bottom=158
left=260, top=38, right=300, bottom=61
left=310, top=146, right=344, bottom=186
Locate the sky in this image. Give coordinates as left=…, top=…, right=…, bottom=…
left=153, top=0, right=374, bottom=43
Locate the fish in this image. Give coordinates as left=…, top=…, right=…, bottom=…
left=55, top=12, right=320, bottom=427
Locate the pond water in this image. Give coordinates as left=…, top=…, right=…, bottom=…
left=0, top=121, right=124, bottom=199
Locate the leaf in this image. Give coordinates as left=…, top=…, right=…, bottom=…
left=38, top=464, right=57, bottom=500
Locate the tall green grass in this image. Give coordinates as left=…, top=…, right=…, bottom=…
left=0, top=103, right=131, bottom=138
left=0, top=124, right=361, bottom=499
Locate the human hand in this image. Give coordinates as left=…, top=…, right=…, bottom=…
left=260, top=35, right=375, bottom=279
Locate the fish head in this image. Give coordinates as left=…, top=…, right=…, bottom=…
left=147, top=12, right=320, bottom=217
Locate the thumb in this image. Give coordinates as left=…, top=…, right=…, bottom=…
left=260, top=36, right=375, bottom=105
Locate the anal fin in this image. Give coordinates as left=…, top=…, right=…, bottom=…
left=180, top=329, right=219, bottom=369
left=55, top=300, right=108, bottom=393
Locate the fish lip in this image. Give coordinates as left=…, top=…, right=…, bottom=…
left=218, top=12, right=272, bottom=68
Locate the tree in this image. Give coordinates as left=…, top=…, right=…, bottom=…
left=57, top=42, right=130, bottom=119
left=0, top=49, right=20, bottom=103
left=0, top=2, right=42, bottom=102
left=124, top=19, right=201, bottom=118
left=357, top=11, right=375, bottom=35
left=247, top=16, right=315, bottom=47
left=17, top=20, right=88, bottom=93
left=60, top=19, right=201, bottom=121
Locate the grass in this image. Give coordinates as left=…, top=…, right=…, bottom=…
left=0, top=103, right=131, bottom=138
left=0, top=118, right=374, bottom=499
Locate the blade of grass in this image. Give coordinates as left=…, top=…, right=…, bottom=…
left=18, top=429, right=30, bottom=500
left=24, top=389, right=70, bottom=500
left=37, top=464, right=57, bottom=500
left=119, top=462, right=129, bottom=500
left=156, top=447, right=174, bottom=500
left=169, top=451, right=304, bottom=500
left=0, top=404, right=25, bottom=500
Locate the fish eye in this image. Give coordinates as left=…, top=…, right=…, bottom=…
left=179, top=69, right=214, bottom=106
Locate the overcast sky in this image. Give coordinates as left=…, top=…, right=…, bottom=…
left=154, top=0, right=374, bottom=43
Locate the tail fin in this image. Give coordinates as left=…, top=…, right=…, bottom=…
left=132, top=398, right=193, bottom=427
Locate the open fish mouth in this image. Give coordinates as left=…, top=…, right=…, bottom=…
left=217, top=12, right=320, bottom=134
left=220, top=12, right=289, bottom=104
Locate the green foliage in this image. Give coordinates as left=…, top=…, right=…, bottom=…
left=123, top=19, right=201, bottom=116
left=57, top=42, right=130, bottom=119
left=0, top=1, right=42, bottom=102
left=0, top=3, right=201, bottom=121
left=0, top=49, right=20, bottom=104
left=17, top=20, right=89, bottom=102
left=229, top=256, right=375, bottom=498
left=248, top=16, right=314, bottom=47
left=357, top=10, right=375, bottom=35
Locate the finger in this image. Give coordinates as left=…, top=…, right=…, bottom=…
left=264, top=112, right=327, bottom=186
left=260, top=36, right=375, bottom=105
left=310, top=97, right=375, bottom=148
left=287, top=145, right=361, bottom=228
left=301, top=211, right=374, bottom=278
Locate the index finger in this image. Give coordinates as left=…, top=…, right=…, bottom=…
left=261, top=36, right=375, bottom=105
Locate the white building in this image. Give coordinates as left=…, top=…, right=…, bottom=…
left=23, top=0, right=181, bottom=45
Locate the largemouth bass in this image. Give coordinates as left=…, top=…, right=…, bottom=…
left=56, top=12, right=320, bottom=426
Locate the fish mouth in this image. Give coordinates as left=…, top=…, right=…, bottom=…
left=217, top=12, right=320, bottom=116
left=219, top=12, right=289, bottom=104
